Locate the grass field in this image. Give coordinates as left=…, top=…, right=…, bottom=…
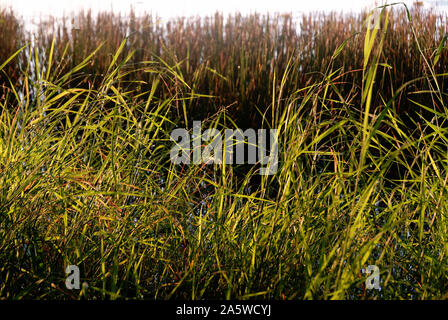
left=1, top=3, right=448, bottom=299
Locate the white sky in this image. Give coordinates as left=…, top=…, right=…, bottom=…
left=0, top=0, right=445, bottom=21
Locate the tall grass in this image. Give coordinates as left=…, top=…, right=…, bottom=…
left=2, top=6, right=447, bottom=126
left=0, top=8, right=23, bottom=96
left=0, top=3, right=448, bottom=299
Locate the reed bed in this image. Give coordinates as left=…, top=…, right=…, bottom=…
left=0, top=4, right=448, bottom=299
left=0, top=8, right=23, bottom=95
left=2, top=7, right=447, bottom=126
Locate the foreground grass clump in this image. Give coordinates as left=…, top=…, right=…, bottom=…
left=0, top=5, right=448, bottom=299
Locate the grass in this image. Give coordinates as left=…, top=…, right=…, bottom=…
left=0, top=3, right=448, bottom=299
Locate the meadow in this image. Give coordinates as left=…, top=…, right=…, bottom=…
left=0, top=3, right=448, bottom=299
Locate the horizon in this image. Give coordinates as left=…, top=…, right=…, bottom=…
left=1, top=0, right=447, bottom=22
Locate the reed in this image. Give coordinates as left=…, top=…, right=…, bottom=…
left=2, top=6, right=447, bottom=126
